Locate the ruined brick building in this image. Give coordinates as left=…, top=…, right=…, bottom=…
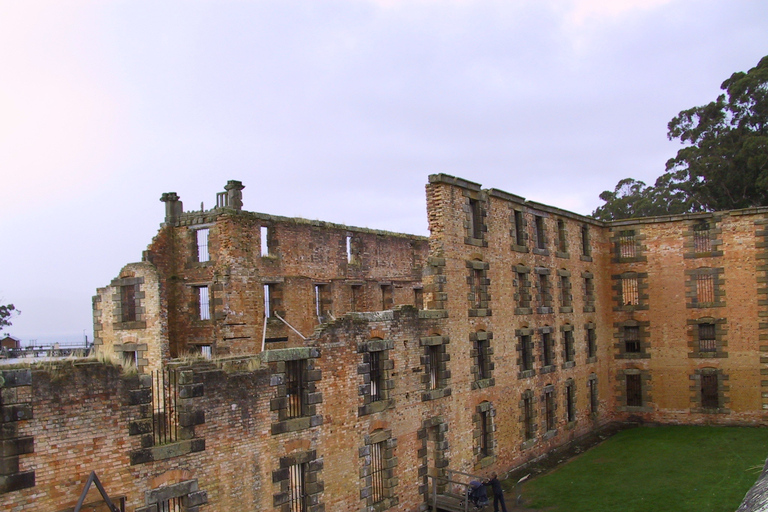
left=2, top=174, right=767, bottom=512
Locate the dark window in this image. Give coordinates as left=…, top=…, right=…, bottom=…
left=542, top=332, right=553, bottom=367
left=581, top=225, right=590, bottom=256
left=369, top=351, right=383, bottom=402
left=121, top=284, right=136, bottom=323
left=521, top=335, right=533, bottom=371
left=479, top=410, right=491, bottom=457
left=414, top=288, right=424, bottom=310
left=314, top=284, right=332, bottom=321
left=469, top=198, right=483, bottom=239
left=545, top=390, right=555, bottom=431
left=514, top=210, right=525, bottom=246
left=286, top=359, right=307, bottom=419
left=288, top=462, right=307, bottom=512
left=621, top=277, right=639, bottom=306
left=589, top=378, right=598, bottom=414
left=427, top=345, right=439, bottom=390
left=351, top=285, right=362, bottom=312
left=698, top=323, right=716, bottom=352
left=626, top=374, right=642, bottom=407
left=584, top=276, right=595, bottom=307
left=618, top=230, right=636, bottom=258
left=152, top=369, right=179, bottom=445
left=370, top=441, right=386, bottom=504
left=701, top=374, right=719, bottom=409
left=565, top=384, right=575, bottom=422
left=477, top=338, right=489, bottom=381
left=535, top=216, right=546, bottom=249
left=523, top=395, right=535, bottom=440
left=694, top=222, right=712, bottom=253
left=472, top=267, right=484, bottom=309
left=158, top=497, right=184, bottom=512
left=381, top=285, right=394, bottom=310
left=624, top=326, right=640, bottom=353
left=564, top=330, right=574, bottom=363
left=516, top=272, right=531, bottom=309
left=557, top=219, right=567, bottom=253
left=560, top=275, right=571, bottom=307
left=538, top=273, right=550, bottom=309
left=587, top=327, right=597, bottom=359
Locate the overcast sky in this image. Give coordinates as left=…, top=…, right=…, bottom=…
left=1, top=0, right=767, bottom=344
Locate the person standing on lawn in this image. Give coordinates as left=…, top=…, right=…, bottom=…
left=485, top=472, right=508, bottom=512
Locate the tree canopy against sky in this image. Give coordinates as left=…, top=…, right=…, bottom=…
left=0, top=304, right=18, bottom=334
left=593, top=55, right=768, bottom=221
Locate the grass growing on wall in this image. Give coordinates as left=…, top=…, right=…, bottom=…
left=520, top=426, right=768, bottom=512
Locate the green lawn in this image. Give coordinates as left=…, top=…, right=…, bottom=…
left=520, top=426, right=768, bottom=512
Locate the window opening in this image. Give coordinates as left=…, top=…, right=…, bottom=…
left=123, top=350, right=137, bottom=368
left=200, top=345, right=212, bottom=359
left=286, top=359, right=306, bottom=419
left=696, top=273, right=715, bottom=303
left=589, top=378, right=598, bottom=414
left=314, top=284, right=331, bottom=321
left=618, top=230, right=636, bottom=258
left=479, top=409, right=491, bottom=457
left=260, top=226, right=269, bottom=256
left=351, top=285, right=362, bottom=312
left=516, top=271, right=530, bottom=309
left=560, top=275, right=571, bottom=307
left=369, top=350, right=382, bottom=402
left=538, top=273, right=550, bottom=309
left=370, top=441, right=387, bottom=504
left=698, top=323, right=716, bottom=352
left=121, top=284, right=136, bottom=323
left=624, top=326, right=640, bottom=353
left=196, top=286, right=210, bottom=320
left=477, top=338, right=488, bottom=380
left=566, top=383, right=575, bottom=422
left=472, top=267, right=483, bottom=309
left=581, top=225, right=590, bottom=256
left=535, top=216, right=546, bottom=249
left=152, top=369, right=179, bottom=445
left=694, top=222, right=712, bottom=253
left=587, top=327, right=597, bottom=359
left=701, top=374, right=719, bottom=409
left=514, top=210, right=525, bottom=246
left=346, top=235, right=353, bottom=262
left=469, top=198, right=483, bottom=239
left=542, top=332, right=553, bottom=367
left=264, top=284, right=272, bottom=318
left=414, top=288, right=424, bottom=310
left=158, top=497, right=184, bottom=512
left=621, top=277, right=639, bottom=306
left=427, top=345, right=439, bottom=390
left=564, top=330, right=574, bottom=363
left=381, top=285, right=393, bottom=310
left=545, top=390, right=555, bottom=431
left=521, top=335, right=533, bottom=372
left=626, top=374, right=642, bottom=407
left=288, top=462, right=307, bottom=512
left=195, top=228, right=210, bottom=262
left=523, top=395, right=534, bottom=440
left=557, top=219, right=567, bottom=253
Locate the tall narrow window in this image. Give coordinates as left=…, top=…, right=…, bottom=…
left=427, top=345, right=439, bottom=390
left=587, top=327, right=597, bottom=359
left=514, top=210, right=525, bottom=246
left=521, top=335, right=533, bottom=372
left=260, top=226, right=269, bottom=256
left=285, top=359, right=307, bottom=419
left=542, top=332, right=553, bottom=367
left=589, top=377, right=598, bottom=415
left=523, top=394, right=535, bottom=440
left=557, top=219, right=567, bottom=253
left=196, top=286, right=210, bottom=320
left=121, top=284, right=136, bottom=322
left=200, top=345, right=212, bottom=359
left=315, top=284, right=331, bottom=321
left=694, top=222, right=712, bottom=253
left=350, top=284, right=362, bottom=312
left=469, top=198, right=483, bottom=239
left=626, top=374, right=642, bottom=407
left=621, top=276, right=639, bottom=306
left=479, top=409, right=491, bottom=457
left=370, top=441, right=387, bottom=504
left=581, top=225, right=590, bottom=256
left=369, top=350, right=383, bottom=402
left=696, top=273, right=715, bottom=304
left=564, top=330, right=574, bottom=363
left=698, top=323, right=716, bottom=352
left=123, top=350, right=138, bottom=368
left=624, top=326, right=640, bottom=353
left=535, top=216, right=546, bottom=249
left=560, top=275, right=571, bottom=307
left=701, top=373, right=719, bottom=409
left=516, top=271, right=531, bottom=310
left=618, top=230, right=636, bottom=258
left=477, top=338, right=489, bottom=381
left=545, top=389, right=555, bottom=431
left=288, top=462, right=307, bottom=512
left=565, top=383, right=575, bottom=423
left=158, top=497, right=184, bottom=512
left=195, top=228, right=210, bottom=262
left=538, top=273, right=550, bottom=309
left=264, top=284, right=272, bottom=318
left=346, top=235, right=353, bottom=262
left=584, top=276, right=595, bottom=310
left=472, top=267, right=484, bottom=309
left=414, top=288, right=424, bottom=310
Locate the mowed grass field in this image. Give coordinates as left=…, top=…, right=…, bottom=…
left=519, top=426, right=768, bottom=512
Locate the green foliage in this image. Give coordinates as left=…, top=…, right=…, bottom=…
left=0, top=303, right=18, bottom=332
left=594, top=55, right=768, bottom=220
left=521, top=426, right=768, bottom=512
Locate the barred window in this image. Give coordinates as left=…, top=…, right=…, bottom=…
left=369, top=350, right=383, bottom=402
left=544, top=389, right=556, bottom=431
left=427, top=345, right=439, bottom=390
left=195, top=286, right=210, bottom=320
left=694, top=222, right=712, bottom=253
left=701, top=374, right=719, bottom=409
left=621, top=277, right=639, bottom=306
left=698, top=323, right=716, bottom=352
left=523, top=394, right=535, bottom=440
left=370, top=441, right=387, bottom=504
left=624, top=326, right=640, bottom=353
left=626, top=374, right=642, bottom=407
left=479, top=410, right=491, bottom=457
left=542, top=332, right=554, bottom=367
left=286, top=359, right=307, bottom=419
left=477, top=338, right=489, bottom=381
left=472, top=267, right=484, bottom=309
left=288, top=462, right=307, bottom=512
left=588, top=378, right=598, bottom=415
left=564, top=330, right=574, bottom=363
left=587, top=327, right=597, bottom=359
left=195, top=228, right=210, bottom=262
left=521, top=335, right=533, bottom=372
left=696, top=273, right=715, bottom=304
left=565, top=383, right=575, bottom=423
left=618, top=230, right=636, bottom=258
